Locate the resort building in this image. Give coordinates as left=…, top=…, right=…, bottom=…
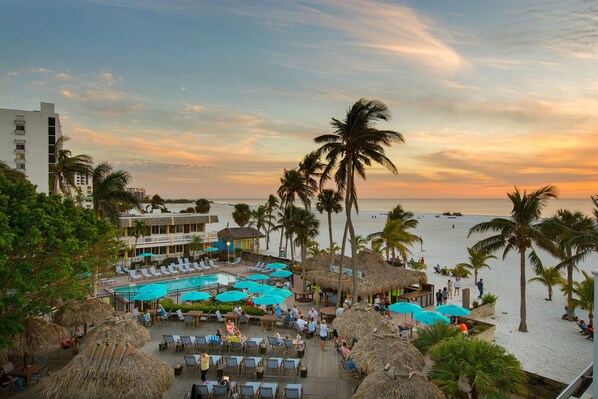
left=217, top=227, right=265, bottom=252
left=0, top=102, right=63, bottom=194
left=127, top=187, right=147, bottom=201
left=72, top=171, right=93, bottom=209
left=118, top=213, right=219, bottom=263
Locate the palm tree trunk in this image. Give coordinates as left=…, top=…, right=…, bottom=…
left=327, top=211, right=334, bottom=263
left=301, top=244, right=307, bottom=291
left=548, top=285, right=552, bottom=301
left=278, top=226, right=285, bottom=256
left=566, top=264, right=574, bottom=320
left=337, top=220, right=349, bottom=304
left=347, top=168, right=358, bottom=302
left=474, top=270, right=478, bottom=285
left=519, top=250, right=528, bottom=332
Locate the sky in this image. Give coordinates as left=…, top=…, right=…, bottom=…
left=1, top=0, right=597, bottom=199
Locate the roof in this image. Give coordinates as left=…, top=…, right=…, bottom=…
left=218, top=227, right=266, bottom=240
left=119, top=213, right=219, bottom=227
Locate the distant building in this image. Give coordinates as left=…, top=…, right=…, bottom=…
left=217, top=227, right=265, bottom=252
left=127, top=187, right=146, bottom=201
left=0, top=102, right=63, bottom=194
left=73, top=172, right=93, bottom=209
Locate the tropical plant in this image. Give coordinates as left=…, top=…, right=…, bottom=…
left=451, top=263, right=471, bottom=278
left=316, top=188, right=344, bottom=299
left=232, top=203, right=251, bottom=227
left=429, top=335, right=527, bottom=399
left=481, top=293, right=498, bottom=304
left=249, top=205, right=272, bottom=254
left=263, top=194, right=279, bottom=250
left=528, top=261, right=564, bottom=301
left=562, top=271, right=595, bottom=325
left=370, top=239, right=384, bottom=256
left=49, top=149, right=94, bottom=197
left=368, top=218, right=422, bottom=262
left=410, top=262, right=427, bottom=271
left=298, top=151, right=325, bottom=200
left=455, top=247, right=497, bottom=285
left=148, top=194, right=167, bottom=213
left=468, top=185, right=558, bottom=332
left=349, top=235, right=368, bottom=252
left=412, top=321, right=460, bottom=355
left=188, top=235, right=204, bottom=259
left=195, top=198, right=211, bottom=214
left=92, top=161, right=141, bottom=225
left=314, top=98, right=404, bottom=300
left=289, top=208, right=320, bottom=290
left=129, top=220, right=150, bottom=260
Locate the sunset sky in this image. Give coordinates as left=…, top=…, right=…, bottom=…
left=1, top=0, right=597, bottom=199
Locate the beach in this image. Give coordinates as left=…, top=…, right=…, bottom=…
left=176, top=201, right=596, bottom=383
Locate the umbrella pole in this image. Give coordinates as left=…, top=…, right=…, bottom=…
left=84, top=322, right=88, bottom=336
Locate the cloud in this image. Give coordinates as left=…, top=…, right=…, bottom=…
left=28, top=67, right=53, bottom=74
left=181, top=103, right=206, bottom=113
left=4, top=71, right=19, bottom=78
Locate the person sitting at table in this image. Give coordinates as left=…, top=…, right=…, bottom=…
left=284, top=310, right=293, bottom=325
left=296, top=316, right=308, bottom=333
left=157, top=304, right=167, bottom=321
left=217, top=376, right=232, bottom=393
left=274, top=305, right=282, bottom=318
left=340, top=342, right=351, bottom=359
left=225, top=320, right=235, bottom=335
left=143, top=309, right=152, bottom=327
left=291, top=305, right=300, bottom=321
left=0, top=368, right=24, bottom=392
left=245, top=297, right=254, bottom=307
left=274, top=332, right=283, bottom=345
left=233, top=305, right=246, bottom=316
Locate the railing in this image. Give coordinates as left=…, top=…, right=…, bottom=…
left=120, top=232, right=210, bottom=246
left=555, top=363, right=592, bottom=399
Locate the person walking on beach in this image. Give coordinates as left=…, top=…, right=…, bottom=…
left=199, top=351, right=210, bottom=382
left=447, top=279, right=453, bottom=299
left=454, top=277, right=461, bottom=296
left=477, top=278, right=484, bottom=299
left=442, top=287, right=448, bottom=304
left=435, top=289, right=443, bottom=306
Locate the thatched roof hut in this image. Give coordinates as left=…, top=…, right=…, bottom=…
left=350, top=333, right=425, bottom=376
left=332, top=301, right=395, bottom=341
left=304, top=250, right=427, bottom=297
left=54, top=298, right=116, bottom=331
left=353, top=370, right=445, bottom=399
left=80, top=318, right=150, bottom=349
left=6, top=318, right=68, bottom=357
left=42, top=341, right=173, bottom=399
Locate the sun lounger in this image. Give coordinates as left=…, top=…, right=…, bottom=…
left=200, top=261, right=210, bottom=270
left=168, top=264, right=179, bottom=274
left=284, top=384, right=303, bottom=399
left=248, top=262, right=262, bottom=271
left=182, top=263, right=193, bottom=273
left=149, top=266, right=162, bottom=277
left=176, top=264, right=188, bottom=274
left=209, top=259, right=219, bottom=268
left=227, top=257, right=241, bottom=266
left=184, top=257, right=191, bottom=265
left=140, top=268, right=152, bottom=279
left=115, top=265, right=126, bottom=276
left=160, top=266, right=171, bottom=276
left=128, top=270, right=141, bottom=280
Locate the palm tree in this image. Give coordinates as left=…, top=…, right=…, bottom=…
left=316, top=188, right=344, bottom=300
left=315, top=98, right=404, bottom=301
left=49, top=149, right=94, bottom=197
left=264, top=194, right=279, bottom=251
left=298, top=151, right=325, bottom=202
left=350, top=235, right=368, bottom=252
left=469, top=185, right=558, bottom=332
left=188, top=235, right=204, bottom=259
left=528, top=263, right=564, bottom=301
left=289, top=207, right=320, bottom=290
left=429, top=335, right=527, bottom=399
left=368, top=218, right=422, bottom=262
left=92, top=161, right=141, bottom=225
left=195, top=198, right=211, bottom=214
left=562, top=271, right=595, bottom=325
left=541, top=210, right=595, bottom=319
left=232, top=203, right=251, bottom=227
left=412, top=321, right=460, bottom=355
left=149, top=194, right=166, bottom=213
left=455, top=247, right=497, bottom=285
left=129, top=220, right=150, bottom=261
left=249, top=205, right=272, bottom=254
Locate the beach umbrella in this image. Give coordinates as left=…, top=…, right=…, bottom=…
left=353, top=371, right=445, bottom=399
left=413, top=311, right=450, bottom=325
left=435, top=304, right=471, bottom=317
left=138, top=253, right=153, bottom=257
left=180, top=291, right=212, bottom=302
left=253, top=295, right=286, bottom=306
left=203, top=247, right=219, bottom=253
left=216, top=290, right=248, bottom=302
left=7, top=318, right=68, bottom=367
left=133, top=289, right=167, bottom=302
left=41, top=341, right=173, bottom=399
left=332, top=301, right=395, bottom=341
left=269, top=270, right=293, bottom=278
left=247, top=273, right=270, bottom=281
left=54, top=298, right=116, bottom=335
left=233, top=280, right=259, bottom=289
left=248, top=284, right=272, bottom=294
left=350, top=334, right=425, bottom=376
left=266, top=262, right=287, bottom=270
left=264, top=287, right=292, bottom=298
left=80, top=318, right=150, bottom=350
left=139, top=284, right=168, bottom=293
left=388, top=301, right=423, bottom=323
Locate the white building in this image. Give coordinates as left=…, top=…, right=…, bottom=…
left=0, top=102, right=62, bottom=194
left=73, top=171, right=93, bottom=209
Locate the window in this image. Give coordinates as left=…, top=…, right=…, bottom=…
left=48, top=135, right=55, bottom=145
left=16, top=163, right=25, bottom=170
left=16, top=153, right=25, bottom=160
left=151, top=225, right=167, bottom=235
left=16, top=144, right=25, bottom=151
left=48, top=117, right=55, bottom=126
left=15, top=125, right=25, bottom=131
left=48, top=154, right=55, bottom=163
left=174, top=224, right=184, bottom=233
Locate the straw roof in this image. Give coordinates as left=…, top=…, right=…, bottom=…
left=332, top=301, right=395, bottom=341
left=80, top=318, right=150, bottom=349
left=304, top=250, right=427, bottom=297
left=350, top=333, right=425, bottom=376
left=6, top=318, right=68, bottom=357
left=353, top=371, right=445, bottom=399
left=54, top=298, right=116, bottom=328
left=42, top=341, right=173, bottom=399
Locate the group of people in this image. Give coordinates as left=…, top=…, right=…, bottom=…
left=577, top=320, right=594, bottom=340
left=0, top=368, right=24, bottom=392
left=435, top=278, right=466, bottom=306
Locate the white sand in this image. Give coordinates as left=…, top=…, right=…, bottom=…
left=204, top=204, right=595, bottom=383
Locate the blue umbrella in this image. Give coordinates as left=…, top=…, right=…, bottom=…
left=180, top=291, right=212, bottom=302
left=203, top=247, right=219, bottom=253
left=388, top=302, right=423, bottom=314
left=133, top=289, right=167, bottom=301
left=435, top=304, right=471, bottom=317
left=139, top=284, right=168, bottom=293
left=138, top=253, right=153, bottom=257
left=269, top=270, right=293, bottom=278
left=253, top=295, right=286, bottom=306
left=233, top=280, right=259, bottom=289
left=414, top=311, right=450, bottom=325
left=247, top=274, right=270, bottom=281
left=266, top=263, right=287, bottom=270
left=216, top=290, right=248, bottom=302
left=249, top=285, right=272, bottom=294
left=264, top=288, right=292, bottom=298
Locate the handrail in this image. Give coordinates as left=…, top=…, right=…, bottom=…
left=555, top=363, right=592, bottom=399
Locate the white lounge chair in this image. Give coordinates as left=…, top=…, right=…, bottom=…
left=248, top=262, right=263, bottom=271
left=128, top=270, right=141, bottom=280
left=149, top=266, right=162, bottom=277
left=176, top=309, right=185, bottom=321
left=184, top=258, right=191, bottom=265
left=115, top=265, right=126, bottom=276
left=227, top=257, right=241, bottom=266
left=140, top=268, right=152, bottom=279
left=176, top=264, right=189, bottom=274
left=192, top=262, right=202, bottom=272
left=160, top=266, right=172, bottom=276
left=199, top=261, right=210, bottom=271
left=215, top=310, right=224, bottom=322
left=168, top=264, right=179, bottom=274
left=209, top=259, right=219, bottom=269
left=184, top=263, right=194, bottom=273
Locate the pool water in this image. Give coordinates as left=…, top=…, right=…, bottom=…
left=112, top=272, right=239, bottom=295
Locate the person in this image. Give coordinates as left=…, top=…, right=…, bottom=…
left=435, top=289, right=443, bottom=307
left=217, top=376, right=232, bottom=393
left=296, top=316, right=308, bottom=332
left=345, top=295, right=353, bottom=307
left=578, top=320, right=590, bottom=334
left=307, top=317, right=317, bottom=338
left=233, top=305, right=243, bottom=315
left=291, top=305, right=300, bottom=320
left=323, top=292, right=329, bottom=307
left=157, top=304, right=168, bottom=321
left=0, top=368, right=24, bottom=392
left=143, top=309, right=152, bottom=327
left=454, top=277, right=461, bottom=296
left=336, top=306, right=344, bottom=317
left=318, top=320, right=329, bottom=351
left=447, top=279, right=454, bottom=299
left=274, top=305, right=282, bottom=318
left=374, top=295, right=381, bottom=311
left=199, top=351, right=210, bottom=382
left=340, top=342, right=351, bottom=359
left=245, top=297, right=254, bottom=307
left=225, top=320, right=235, bottom=335
left=233, top=328, right=246, bottom=341
left=307, top=307, right=318, bottom=320
left=477, top=279, right=484, bottom=299
left=442, top=287, right=448, bottom=305
left=284, top=280, right=292, bottom=289
left=284, top=310, right=293, bottom=325
left=457, top=323, right=469, bottom=334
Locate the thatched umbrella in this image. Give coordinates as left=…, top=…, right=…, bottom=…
left=350, top=333, right=425, bottom=376
left=80, top=318, right=150, bottom=349
left=332, top=301, right=395, bottom=341
left=353, top=370, right=445, bottom=399
left=304, top=250, right=427, bottom=299
left=54, top=298, right=116, bottom=335
left=7, top=318, right=68, bottom=367
left=42, top=341, right=174, bottom=399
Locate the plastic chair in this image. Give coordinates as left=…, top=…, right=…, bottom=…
left=184, top=355, right=198, bottom=371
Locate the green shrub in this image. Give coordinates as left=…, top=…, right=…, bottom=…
left=472, top=301, right=480, bottom=308
left=160, top=297, right=265, bottom=316
left=482, top=293, right=498, bottom=304
left=159, top=257, right=178, bottom=266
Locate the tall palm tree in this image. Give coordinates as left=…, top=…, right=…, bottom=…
left=314, top=98, right=404, bottom=301
left=249, top=205, right=272, bottom=254
left=368, top=215, right=422, bottom=262
left=264, top=194, right=279, bottom=251
left=149, top=194, right=167, bottom=213
left=188, top=235, right=204, bottom=259
left=430, top=335, right=527, bottom=399
left=455, top=247, right=497, bottom=285
left=92, top=161, right=141, bottom=225
left=528, top=263, right=564, bottom=301
left=562, top=271, right=595, bottom=326
left=469, top=185, right=558, bottom=332
left=195, top=198, right=211, bottom=214
left=289, top=207, right=320, bottom=290
left=129, top=220, right=150, bottom=261
left=232, top=203, right=251, bottom=227
left=541, top=210, right=595, bottom=319
left=49, top=149, right=93, bottom=197
left=298, top=151, right=325, bottom=203
left=316, top=188, right=344, bottom=300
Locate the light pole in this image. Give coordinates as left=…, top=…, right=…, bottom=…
left=226, top=241, right=231, bottom=264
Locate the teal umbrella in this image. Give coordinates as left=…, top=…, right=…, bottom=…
left=388, top=302, right=423, bottom=314
left=138, top=253, right=153, bottom=257
left=264, top=288, right=292, bottom=298
left=435, top=304, right=471, bottom=317
left=180, top=291, right=212, bottom=301
left=414, top=311, right=450, bottom=325
left=249, top=285, right=272, bottom=294
left=247, top=274, right=270, bottom=281
left=253, top=295, right=285, bottom=306
left=139, top=284, right=168, bottom=293
left=269, top=270, right=293, bottom=278
left=233, top=281, right=259, bottom=289
left=203, top=247, right=219, bottom=253
left=216, top=290, right=248, bottom=302
left=266, top=263, right=287, bottom=270
left=133, top=289, right=167, bottom=301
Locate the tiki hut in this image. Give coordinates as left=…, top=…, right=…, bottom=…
left=350, top=333, right=425, bottom=376
left=54, top=298, right=116, bottom=334
left=304, top=250, right=427, bottom=298
left=353, top=370, right=445, bottom=399
left=80, top=318, right=150, bottom=349
left=42, top=341, right=173, bottom=399
left=332, top=301, right=395, bottom=341
left=4, top=318, right=68, bottom=366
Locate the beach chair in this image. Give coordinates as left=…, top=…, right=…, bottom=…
left=227, top=257, right=241, bottom=266
left=128, top=270, right=141, bottom=281
left=184, top=355, right=198, bottom=371
left=183, top=263, right=194, bottom=273
left=282, top=359, right=300, bottom=376
left=400, top=330, right=409, bottom=342
left=267, top=336, right=283, bottom=355
left=265, top=358, right=281, bottom=375
left=184, top=257, right=191, bottom=265
left=198, top=261, right=209, bottom=270
left=132, top=308, right=141, bottom=318
left=239, top=384, right=258, bottom=399
left=140, top=268, right=152, bottom=279
left=209, top=259, right=219, bottom=269
left=248, top=262, right=262, bottom=271
left=194, top=336, right=208, bottom=352
left=245, top=339, right=259, bottom=354
left=168, top=264, right=179, bottom=274
left=259, top=383, right=278, bottom=399
left=215, top=310, right=225, bottom=322
left=224, top=356, right=240, bottom=375
left=178, top=258, right=185, bottom=266
left=283, top=339, right=298, bottom=357
left=163, top=335, right=176, bottom=349
left=176, top=309, right=186, bottom=321
left=213, top=383, right=233, bottom=399
left=160, top=266, right=171, bottom=276
left=178, top=264, right=190, bottom=274
left=191, top=384, right=212, bottom=398
left=149, top=266, right=162, bottom=277
left=115, top=265, right=126, bottom=276
left=241, top=357, right=257, bottom=376
left=239, top=314, right=249, bottom=325
left=283, top=384, right=302, bottom=399
left=229, top=340, right=244, bottom=354
left=192, top=262, right=202, bottom=272
left=184, top=315, right=195, bottom=327
left=123, top=266, right=131, bottom=273
left=180, top=336, right=193, bottom=351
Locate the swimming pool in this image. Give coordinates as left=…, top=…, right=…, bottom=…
left=112, top=272, right=240, bottom=296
